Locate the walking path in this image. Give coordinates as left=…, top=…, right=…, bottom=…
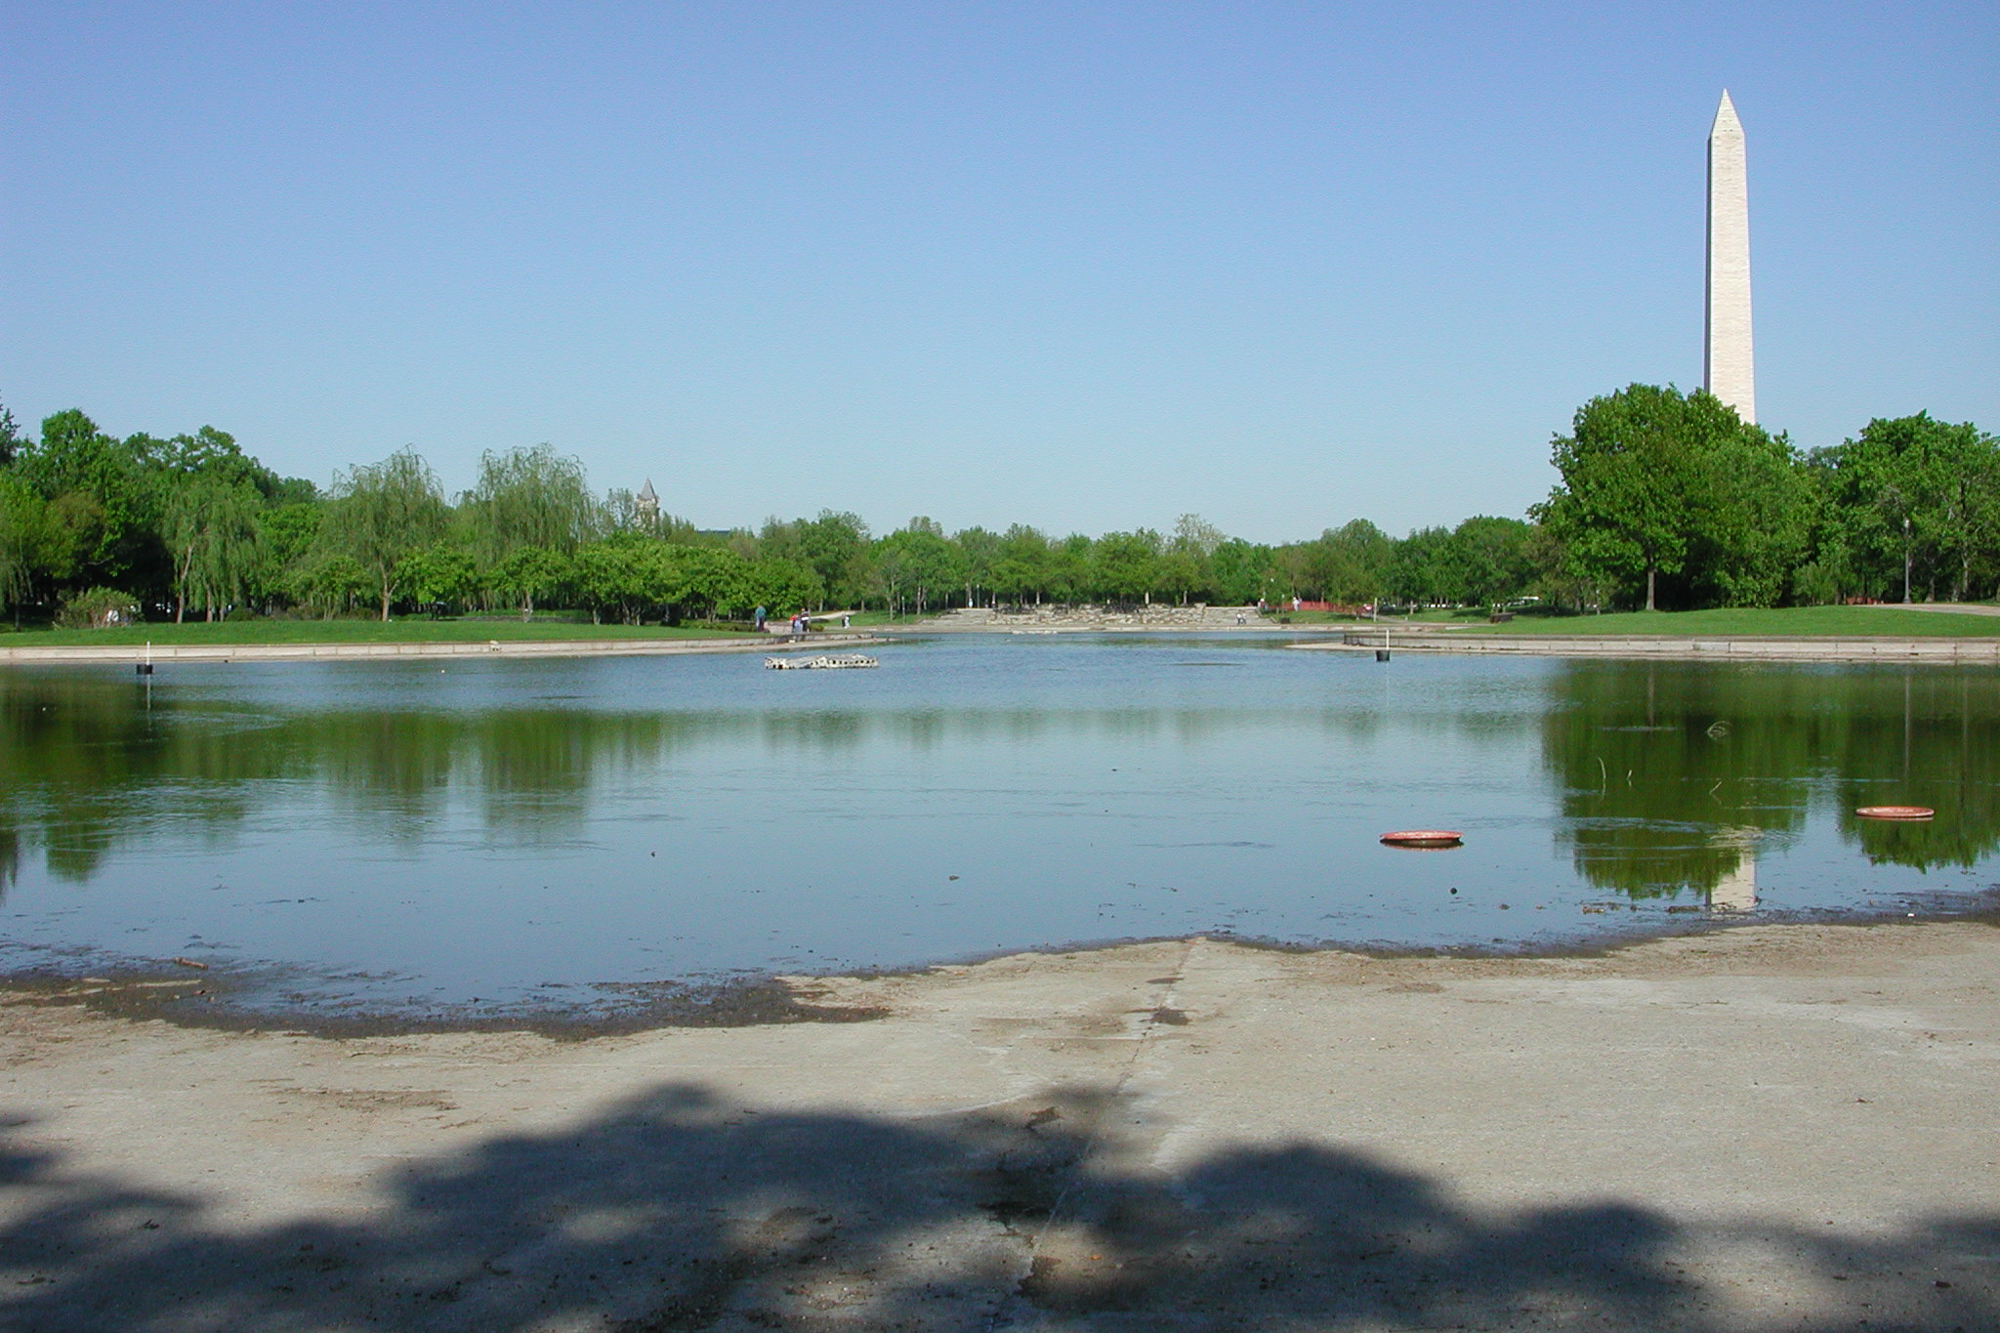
left=0, top=633, right=883, bottom=666
left=1866, top=600, right=2000, bottom=617
left=3, top=921, right=1995, bottom=1330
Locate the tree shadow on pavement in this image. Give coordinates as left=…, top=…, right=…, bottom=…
left=2, top=1083, right=1992, bottom=1331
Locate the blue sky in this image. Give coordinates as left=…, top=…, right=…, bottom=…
left=2, top=2, right=1993, bottom=542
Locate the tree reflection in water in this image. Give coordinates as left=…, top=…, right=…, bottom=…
left=1542, top=662, right=2000, bottom=900
left=3, top=658, right=1996, bottom=918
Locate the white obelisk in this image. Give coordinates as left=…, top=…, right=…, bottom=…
left=1705, top=90, right=1754, bottom=423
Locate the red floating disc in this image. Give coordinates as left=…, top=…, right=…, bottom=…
left=1380, top=830, right=1463, bottom=848
left=1855, top=806, right=1935, bottom=821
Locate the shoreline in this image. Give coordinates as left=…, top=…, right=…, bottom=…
left=1295, top=630, right=2000, bottom=663
left=10, top=896, right=1999, bottom=1041
left=0, top=632, right=883, bottom=666
left=4, top=918, right=1995, bottom=1329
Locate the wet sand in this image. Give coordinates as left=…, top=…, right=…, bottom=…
left=4, top=920, right=1996, bottom=1331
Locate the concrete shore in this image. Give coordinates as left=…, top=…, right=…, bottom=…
left=1297, top=630, right=2000, bottom=664
left=0, top=633, right=883, bottom=666
left=4, top=920, right=1995, bottom=1331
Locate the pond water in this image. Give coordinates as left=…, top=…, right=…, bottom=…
left=2, top=635, right=1995, bottom=1021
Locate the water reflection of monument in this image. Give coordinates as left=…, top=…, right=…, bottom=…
left=1707, top=827, right=1759, bottom=912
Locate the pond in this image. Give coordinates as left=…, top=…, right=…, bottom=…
left=2, top=635, right=1995, bottom=1022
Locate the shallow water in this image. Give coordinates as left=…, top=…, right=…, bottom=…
left=2, top=635, right=1995, bottom=1018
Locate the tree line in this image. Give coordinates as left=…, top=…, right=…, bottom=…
left=1, top=385, right=1994, bottom=627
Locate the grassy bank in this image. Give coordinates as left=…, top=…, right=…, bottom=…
left=1453, top=606, right=2000, bottom=637
left=0, top=620, right=749, bottom=648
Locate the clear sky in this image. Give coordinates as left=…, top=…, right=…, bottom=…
left=3, top=1, right=1993, bottom=542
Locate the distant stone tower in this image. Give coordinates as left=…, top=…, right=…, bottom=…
left=1705, top=90, right=1755, bottom=424
left=635, top=478, right=659, bottom=527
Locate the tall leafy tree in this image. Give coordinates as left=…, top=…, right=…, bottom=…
left=1536, top=384, right=1791, bottom=611
left=793, top=510, right=870, bottom=607
left=1386, top=526, right=1455, bottom=606
left=1809, top=414, right=2000, bottom=602
left=875, top=522, right=962, bottom=616
left=991, top=525, right=1052, bottom=605
left=319, top=449, right=447, bottom=619
left=1092, top=530, right=1161, bottom=604
left=491, top=547, right=573, bottom=620
left=1299, top=520, right=1393, bottom=605
left=1450, top=515, right=1533, bottom=608
left=0, top=473, right=42, bottom=617
left=1208, top=538, right=1275, bottom=606
left=0, top=401, right=22, bottom=467
left=397, top=542, right=480, bottom=616
left=462, top=443, right=599, bottom=612
left=953, top=526, right=1001, bottom=607
left=162, top=478, right=264, bottom=621
left=11, top=410, right=160, bottom=592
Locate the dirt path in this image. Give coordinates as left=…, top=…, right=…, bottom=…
left=4, top=921, right=1996, bottom=1331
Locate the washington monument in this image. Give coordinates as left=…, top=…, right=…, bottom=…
left=1705, top=89, right=1755, bottom=423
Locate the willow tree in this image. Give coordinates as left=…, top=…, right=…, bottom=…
left=462, top=444, right=598, bottom=614
left=0, top=473, right=40, bottom=619
left=319, top=449, right=447, bottom=620
left=163, top=478, right=264, bottom=621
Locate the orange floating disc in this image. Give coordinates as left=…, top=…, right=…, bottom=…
left=1380, top=830, right=1463, bottom=848
left=1856, top=806, right=1935, bottom=821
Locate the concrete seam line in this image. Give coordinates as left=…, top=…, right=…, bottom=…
left=1024, top=935, right=1202, bottom=1257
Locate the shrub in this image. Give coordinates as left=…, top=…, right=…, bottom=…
left=55, top=587, right=141, bottom=629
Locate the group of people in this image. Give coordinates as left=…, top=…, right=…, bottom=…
left=753, top=605, right=817, bottom=638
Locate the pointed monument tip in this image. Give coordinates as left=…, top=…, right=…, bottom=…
left=1710, top=88, right=1742, bottom=135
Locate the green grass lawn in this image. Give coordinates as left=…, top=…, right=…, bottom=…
left=1454, top=605, right=2000, bottom=637
left=0, top=619, right=750, bottom=647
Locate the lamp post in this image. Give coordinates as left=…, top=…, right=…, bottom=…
left=1903, top=515, right=1913, bottom=605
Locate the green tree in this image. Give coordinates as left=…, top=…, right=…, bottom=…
left=1092, top=530, right=1160, bottom=603
left=991, top=525, right=1052, bottom=605
left=1046, top=535, right=1094, bottom=605
left=162, top=477, right=264, bottom=621
left=953, top=526, right=1002, bottom=607
left=1164, top=514, right=1226, bottom=603
left=289, top=553, right=373, bottom=618
left=572, top=538, right=649, bottom=624
left=736, top=558, right=823, bottom=619
left=0, top=401, right=22, bottom=468
left=1535, top=384, right=1791, bottom=611
left=0, top=473, right=42, bottom=617
left=398, top=542, right=480, bottom=616
left=1386, top=526, right=1455, bottom=606
left=318, top=449, right=447, bottom=620
left=793, top=511, right=870, bottom=607
left=490, top=547, right=574, bottom=621
left=1298, top=520, right=1392, bottom=605
left=1690, top=427, right=1814, bottom=607
left=1208, top=538, right=1274, bottom=606
left=253, top=502, right=323, bottom=604
left=462, top=444, right=599, bottom=614
left=875, top=523, right=962, bottom=616
left=11, top=410, right=159, bottom=592
left=1808, top=413, right=2000, bottom=603
left=1450, top=515, right=1534, bottom=608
